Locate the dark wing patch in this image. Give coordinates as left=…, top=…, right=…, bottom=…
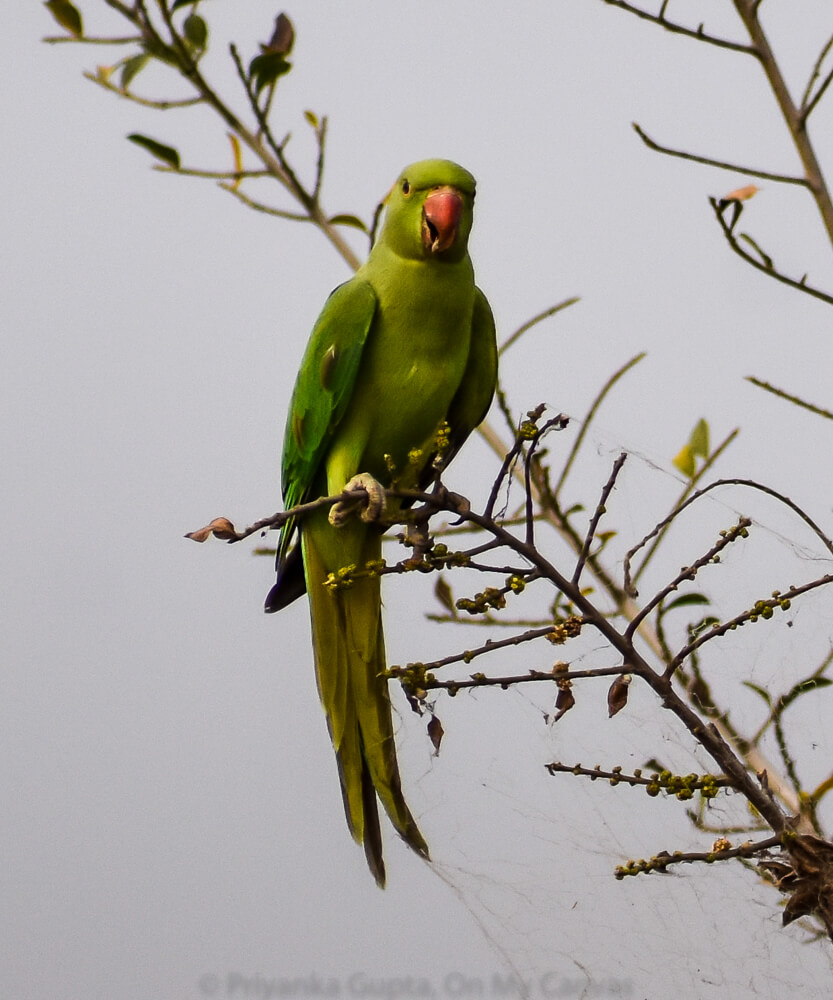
left=320, top=344, right=339, bottom=390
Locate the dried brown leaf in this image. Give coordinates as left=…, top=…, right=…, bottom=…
left=427, top=715, right=444, bottom=756
left=185, top=516, right=238, bottom=542
left=553, top=680, right=575, bottom=722
left=722, top=183, right=759, bottom=203
left=607, top=673, right=631, bottom=717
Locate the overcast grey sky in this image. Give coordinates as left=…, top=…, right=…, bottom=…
left=6, top=2, right=833, bottom=997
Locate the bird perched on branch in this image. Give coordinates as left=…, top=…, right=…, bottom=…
left=265, top=159, right=497, bottom=886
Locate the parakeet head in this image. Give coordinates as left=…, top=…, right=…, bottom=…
left=379, top=159, right=476, bottom=263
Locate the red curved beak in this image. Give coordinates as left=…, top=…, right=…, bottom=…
left=422, top=186, right=463, bottom=253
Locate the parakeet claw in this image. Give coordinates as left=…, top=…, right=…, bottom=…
left=329, top=473, right=388, bottom=526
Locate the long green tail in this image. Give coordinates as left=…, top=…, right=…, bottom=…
left=302, top=517, right=429, bottom=887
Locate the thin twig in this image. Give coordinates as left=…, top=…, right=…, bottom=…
left=800, top=31, right=833, bottom=114
left=546, top=761, right=733, bottom=790
left=600, top=0, right=756, bottom=56
left=615, top=834, right=783, bottom=879
left=157, top=166, right=272, bottom=180
left=710, top=199, right=833, bottom=307
left=218, top=183, right=310, bottom=221
left=572, top=453, right=627, bottom=586
left=554, top=352, right=645, bottom=497
left=668, top=574, right=833, bottom=675
left=631, top=428, right=740, bottom=589
left=626, top=517, right=751, bottom=639
left=44, top=35, right=141, bottom=45
left=498, top=297, right=580, bottom=355
left=745, top=377, right=833, bottom=421
left=633, top=123, right=808, bottom=187
left=625, top=477, right=833, bottom=599
left=82, top=72, right=204, bottom=108
left=391, top=624, right=562, bottom=674
left=732, top=0, right=833, bottom=250
left=395, top=665, right=630, bottom=693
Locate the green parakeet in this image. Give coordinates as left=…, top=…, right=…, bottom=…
left=265, top=159, right=497, bottom=886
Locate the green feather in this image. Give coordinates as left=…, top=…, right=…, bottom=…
left=267, top=159, right=498, bottom=885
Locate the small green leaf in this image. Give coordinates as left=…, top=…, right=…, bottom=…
left=673, top=443, right=695, bottom=478
left=45, top=0, right=83, bottom=36
left=780, top=676, right=833, bottom=710
left=183, top=13, right=208, bottom=51
left=120, top=53, right=149, bottom=90
left=690, top=418, right=710, bottom=458
left=304, top=110, right=319, bottom=128
left=329, top=214, right=368, bottom=233
left=689, top=615, right=719, bottom=638
left=249, top=51, right=292, bottom=95
left=664, top=593, right=710, bottom=612
left=171, top=0, right=198, bottom=10
left=127, top=133, right=181, bottom=169
left=434, top=576, right=456, bottom=617
left=742, top=681, right=773, bottom=706
left=739, top=233, right=773, bottom=269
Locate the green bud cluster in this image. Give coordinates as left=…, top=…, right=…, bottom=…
left=456, top=587, right=507, bottom=615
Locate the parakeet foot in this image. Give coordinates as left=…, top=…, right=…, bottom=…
left=329, top=473, right=388, bottom=526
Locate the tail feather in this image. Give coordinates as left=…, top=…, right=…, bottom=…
left=303, top=516, right=429, bottom=884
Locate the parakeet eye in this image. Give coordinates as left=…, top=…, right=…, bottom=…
left=401, top=180, right=410, bottom=195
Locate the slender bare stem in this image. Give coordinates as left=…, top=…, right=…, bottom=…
left=600, top=0, right=755, bottom=55
left=633, top=123, right=808, bottom=187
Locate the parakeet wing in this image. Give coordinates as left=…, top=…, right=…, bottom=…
left=278, top=278, right=378, bottom=561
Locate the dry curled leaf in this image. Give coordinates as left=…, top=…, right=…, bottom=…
left=185, top=517, right=238, bottom=542
left=607, top=673, right=631, bottom=718
left=427, top=715, right=444, bottom=756
left=760, top=834, right=833, bottom=940
left=722, top=183, right=759, bottom=202
left=553, top=680, right=575, bottom=723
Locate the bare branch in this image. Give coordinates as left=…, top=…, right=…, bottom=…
left=82, top=71, right=205, bottom=109
left=44, top=34, right=140, bottom=45
left=710, top=199, right=833, bottom=307
left=546, top=761, right=732, bottom=793
left=627, top=517, right=752, bottom=640
left=615, top=834, right=783, bottom=879
left=626, top=477, right=833, bottom=599
left=600, top=0, right=756, bottom=56
left=667, top=574, right=833, bottom=676
left=554, top=352, right=645, bottom=498
left=390, top=624, right=564, bottom=675
left=157, top=166, right=272, bottom=181
left=498, top=297, right=580, bottom=355
left=633, top=123, right=808, bottom=187
left=631, top=427, right=740, bottom=589
left=391, top=664, right=630, bottom=694
left=800, top=31, right=833, bottom=115
left=732, top=0, right=833, bottom=250
left=746, top=377, right=833, bottom=421
left=572, top=453, right=627, bottom=586
left=217, top=183, right=310, bottom=221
